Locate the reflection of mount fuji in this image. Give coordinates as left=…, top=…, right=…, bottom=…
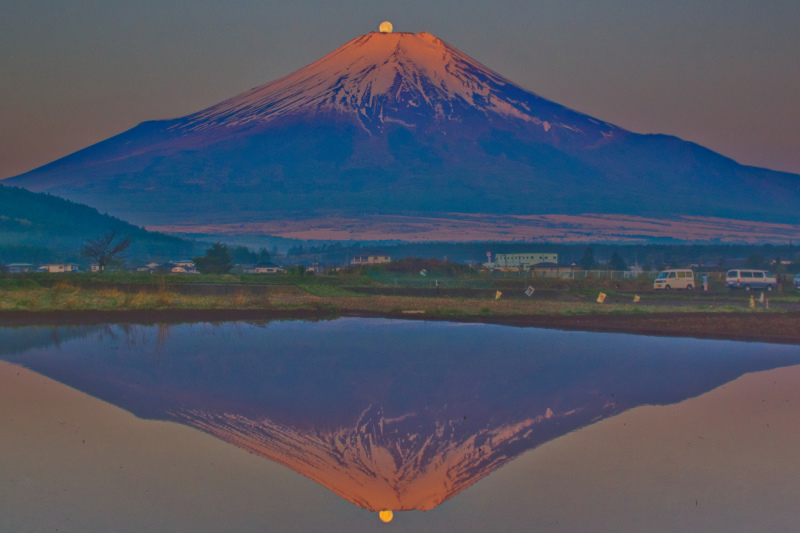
left=2, top=319, right=799, bottom=512
left=179, top=404, right=564, bottom=511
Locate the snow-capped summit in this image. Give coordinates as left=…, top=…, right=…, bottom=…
left=177, top=31, right=615, bottom=139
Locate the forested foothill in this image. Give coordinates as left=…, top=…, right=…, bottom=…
left=3, top=184, right=799, bottom=276
left=0, top=185, right=200, bottom=264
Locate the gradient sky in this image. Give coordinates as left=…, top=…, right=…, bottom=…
left=2, top=0, right=799, bottom=179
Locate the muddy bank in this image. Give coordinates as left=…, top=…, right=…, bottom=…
left=438, top=312, right=800, bottom=345
left=1, top=309, right=798, bottom=345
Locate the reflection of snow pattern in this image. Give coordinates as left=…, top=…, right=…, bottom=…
left=175, top=32, right=615, bottom=138
left=174, top=403, right=585, bottom=512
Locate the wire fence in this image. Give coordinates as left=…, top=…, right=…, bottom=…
left=531, top=270, right=726, bottom=281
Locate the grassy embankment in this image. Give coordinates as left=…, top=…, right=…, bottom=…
left=1, top=272, right=795, bottom=317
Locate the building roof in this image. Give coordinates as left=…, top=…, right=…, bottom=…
left=352, top=249, right=389, bottom=256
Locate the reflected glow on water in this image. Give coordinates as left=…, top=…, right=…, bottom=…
left=1, top=318, right=800, bottom=518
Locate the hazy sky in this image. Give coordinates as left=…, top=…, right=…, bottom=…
left=2, top=0, right=799, bottom=179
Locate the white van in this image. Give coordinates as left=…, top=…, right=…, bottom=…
left=725, top=270, right=777, bottom=291
left=654, top=269, right=695, bottom=290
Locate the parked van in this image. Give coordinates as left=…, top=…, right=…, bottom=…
left=654, top=269, right=695, bottom=290
left=725, top=270, right=777, bottom=291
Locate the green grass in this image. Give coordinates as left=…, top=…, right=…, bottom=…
left=0, top=271, right=793, bottom=317
left=295, top=284, right=366, bottom=297
left=0, top=276, right=41, bottom=289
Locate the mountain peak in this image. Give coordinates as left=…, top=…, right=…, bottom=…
left=175, top=30, right=599, bottom=136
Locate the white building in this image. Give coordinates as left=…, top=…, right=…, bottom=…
left=37, top=264, right=79, bottom=273
left=170, top=265, right=198, bottom=274
left=173, top=260, right=195, bottom=268
left=351, top=252, right=391, bottom=265
left=484, top=253, right=558, bottom=270
left=253, top=263, right=283, bottom=274
left=5, top=263, right=34, bottom=273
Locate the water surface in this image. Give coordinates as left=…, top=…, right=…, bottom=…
left=2, top=318, right=800, bottom=530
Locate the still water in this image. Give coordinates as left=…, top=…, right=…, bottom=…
left=2, top=318, right=800, bottom=531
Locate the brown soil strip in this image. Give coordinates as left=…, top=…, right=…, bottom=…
left=429, top=312, right=800, bottom=345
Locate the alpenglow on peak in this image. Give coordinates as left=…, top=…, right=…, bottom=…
left=174, top=30, right=612, bottom=138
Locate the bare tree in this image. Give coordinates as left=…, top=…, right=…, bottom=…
left=80, top=230, right=132, bottom=273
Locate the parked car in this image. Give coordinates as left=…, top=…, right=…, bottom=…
left=725, top=270, right=777, bottom=291
left=794, top=273, right=800, bottom=290
left=654, top=269, right=695, bottom=290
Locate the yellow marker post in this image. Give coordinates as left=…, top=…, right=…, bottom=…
left=750, top=296, right=755, bottom=309
left=597, top=292, right=607, bottom=303
left=633, top=295, right=640, bottom=303
left=495, top=290, right=502, bottom=300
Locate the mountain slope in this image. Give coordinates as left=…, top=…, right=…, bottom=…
left=5, top=31, right=799, bottom=226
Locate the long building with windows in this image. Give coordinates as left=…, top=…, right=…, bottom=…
left=351, top=250, right=391, bottom=266
left=484, top=253, right=558, bottom=270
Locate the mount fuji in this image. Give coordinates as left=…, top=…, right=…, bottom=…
left=5, top=30, right=799, bottom=230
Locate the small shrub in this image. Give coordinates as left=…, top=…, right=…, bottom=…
left=49, top=283, right=72, bottom=307
left=99, top=288, right=123, bottom=299
left=157, top=291, right=176, bottom=307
